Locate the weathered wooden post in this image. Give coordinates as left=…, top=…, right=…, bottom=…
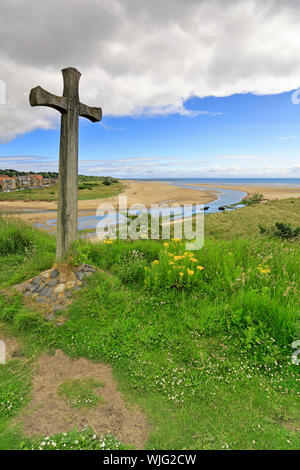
left=29, top=67, right=102, bottom=260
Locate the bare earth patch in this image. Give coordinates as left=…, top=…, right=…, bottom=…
left=19, top=350, right=149, bottom=449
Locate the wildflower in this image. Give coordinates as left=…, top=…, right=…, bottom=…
left=163, top=242, right=169, bottom=247
left=196, top=265, right=204, bottom=270
left=104, top=240, right=113, bottom=244
left=179, top=272, right=184, bottom=277
left=152, top=260, right=159, bottom=265
left=187, top=269, right=194, bottom=276
left=257, top=266, right=271, bottom=274
left=172, top=238, right=181, bottom=242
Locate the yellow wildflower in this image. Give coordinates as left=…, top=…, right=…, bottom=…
left=196, top=265, right=204, bottom=270
left=187, top=269, right=194, bottom=276
left=257, top=266, right=271, bottom=274
left=179, top=272, right=184, bottom=277
left=104, top=240, right=113, bottom=244
left=152, top=260, right=159, bottom=265
left=163, top=242, right=169, bottom=247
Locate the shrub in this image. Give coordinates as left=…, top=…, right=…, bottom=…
left=242, top=193, right=263, bottom=205
left=259, top=222, right=300, bottom=240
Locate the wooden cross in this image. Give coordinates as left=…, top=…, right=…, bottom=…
left=29, top=67, right=102, bottom=260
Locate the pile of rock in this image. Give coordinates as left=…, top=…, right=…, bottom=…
left=15, top=264, right=96, bottom=315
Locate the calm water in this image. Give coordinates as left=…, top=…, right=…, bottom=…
left=141, top=178, right=300, bottom=187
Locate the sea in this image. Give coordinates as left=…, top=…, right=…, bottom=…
left=136, top=178, right=300, bottom=186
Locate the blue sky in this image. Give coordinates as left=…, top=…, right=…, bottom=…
left=1, top=91, right=300, bottom=178
left=1, top=1, right=300, bottom=178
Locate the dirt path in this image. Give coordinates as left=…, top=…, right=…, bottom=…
left=19, top=350, right=149, bottom=449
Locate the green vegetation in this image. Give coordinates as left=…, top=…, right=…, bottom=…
left=0, top=175, right=123, bottom=202
left=27, top=428, right=127, bottom=451
left=204, top=198, right=300, bottom=240
left=0, top=169, right=57, bottom=178
left=241, top=193, right=264, bottom=206
left=259, top=222, right=300, bottom=240
left=57, top=378, right=105, bottom=409
left=0, top=199, right=299, bottom=449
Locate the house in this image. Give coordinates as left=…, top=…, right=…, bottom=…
left=0, top=176, right=17, bottom=191
left=16, top=175, right=32, bottom=188
left=0, top=173, right=45, bottom=191
left=29, top=174, right=43, bottom=187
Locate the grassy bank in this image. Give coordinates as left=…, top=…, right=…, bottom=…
left=0, top=177, right=123, bottom=202
left=0, top=201, right=299, bottom=450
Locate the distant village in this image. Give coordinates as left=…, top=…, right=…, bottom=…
left=0, top=173, right=57, bottom=192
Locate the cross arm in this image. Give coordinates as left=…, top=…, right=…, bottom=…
left=79, top=102, right=102, bottom=122
left=29, top=86, right=68, bottom=114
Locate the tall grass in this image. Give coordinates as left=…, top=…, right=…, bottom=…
left=0, top=217, right=55, bottom=285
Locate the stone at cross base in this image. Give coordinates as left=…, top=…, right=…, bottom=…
left=29, top=67, right=102, bottom=260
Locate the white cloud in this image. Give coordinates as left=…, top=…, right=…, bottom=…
left=279, top=135, right=297, bottom=141
left=1, top=154, right=300, bottom=178
left=216, top=155, right=266, bottom=160
left=0, top=1, right=300, bottom=142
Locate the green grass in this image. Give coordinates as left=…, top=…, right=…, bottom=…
left=25, top=428, right=128, bottom=450
left=0, top=178, right=124, bottom=202
left=204, top=198, right=300, bottom=240
left=0, top=200, right=299, bottom=450
left=57, top=378, right=105, bottom=409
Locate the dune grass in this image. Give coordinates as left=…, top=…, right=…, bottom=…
left=205, top=198, right=300, bottom=240
left=0, top=200, right=299, bottom=449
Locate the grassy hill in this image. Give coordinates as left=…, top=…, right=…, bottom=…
left=0, top=176, right=123, bottom=202
left=0, top=200, right=299, bottom=450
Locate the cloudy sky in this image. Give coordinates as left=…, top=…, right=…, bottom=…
left=1, top=0, right=300, bottom=178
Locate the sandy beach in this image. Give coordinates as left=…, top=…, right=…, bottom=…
left=0, top=180, right=219, bottom=227
left=1, top=180, right=300, bottom=229
left=191, top=183, right=300, bottom=201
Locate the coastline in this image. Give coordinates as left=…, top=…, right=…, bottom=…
left=0, top=180, right=219, bottom=227
left=1, top=179, right=300, bottom=229
left=186, top=183, right=300, bottom=201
